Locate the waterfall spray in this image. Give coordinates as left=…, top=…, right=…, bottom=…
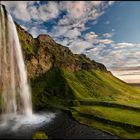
left=0, top=4, right=32, bottom=117
left=0, top=5, right=55, bottom=134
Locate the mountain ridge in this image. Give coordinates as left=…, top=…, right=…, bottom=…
left=16, top=22, right=140, bottom=139
left=16, top=22, right=109, bottom=79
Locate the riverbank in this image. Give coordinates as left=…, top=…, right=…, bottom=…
left=42, top=109, right=119, bottom=139
left=0, top=109, right=119, bottom=139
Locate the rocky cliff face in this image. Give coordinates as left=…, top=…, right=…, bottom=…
left=16, top=23, right=108, bottom=79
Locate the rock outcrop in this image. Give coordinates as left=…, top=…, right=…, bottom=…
left=16, top=23, right=108, bottom=79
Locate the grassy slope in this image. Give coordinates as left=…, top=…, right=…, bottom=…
left=31, top=68, right=140, bottom=138
left=64, top=70, right=140, bottom=102
left=16, top=23, right=140, bottom=138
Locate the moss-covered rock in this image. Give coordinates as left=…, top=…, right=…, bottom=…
left=32, top=131, right=48, bottom=139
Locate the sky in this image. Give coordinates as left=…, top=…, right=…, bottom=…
left=2, top=1, right=140, bottom=83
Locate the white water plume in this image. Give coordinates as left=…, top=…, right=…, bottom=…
left=0, top=6, right=56, bottom=135
left=0, top=4, right=32, bottom=117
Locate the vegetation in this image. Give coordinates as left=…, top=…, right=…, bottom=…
left=72, top=105, right=140, bottom=138
left=31, top=67, right=140, bottom=138
left=32, top=131, right=48, bottom=139
left=31, top=68, right=75, bottom=110
left=16, top=23, right=140, bottom=139
left=16, top=22, right=36, bottom=59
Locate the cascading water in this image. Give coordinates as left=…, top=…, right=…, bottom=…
left=0, top=5, right=55, bottom=137
left=0, top=4, right=32, bottom=117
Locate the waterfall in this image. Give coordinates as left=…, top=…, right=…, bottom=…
left=0, top=5, right=32, bottom=117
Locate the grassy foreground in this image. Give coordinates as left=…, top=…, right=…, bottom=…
left=71, top=104, right=140, bottom=139
left=31, top=68, right=140, bottom=138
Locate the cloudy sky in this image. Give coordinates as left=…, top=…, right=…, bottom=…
left=2, top=1, right=140, bottom=83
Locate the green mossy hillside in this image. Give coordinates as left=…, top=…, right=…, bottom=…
left=31, top=68, right=75, bottom=110
left=31, top=67, right=140, bottom=110
left=16, top=23, right=140, bottom=138
left=31, top=67, right=140, bottom=138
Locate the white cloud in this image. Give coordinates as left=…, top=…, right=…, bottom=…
left=55, top=37, right=73, bottom=47
left=58, top=16, right=71, bottom=26
left=62, top=1, right=88, bottom=19
left=103, top=32, right=113, bottom=38
left=90, top=1, right=103, bottom=6
left=112, top=43, right=134, bottom=49
left=2, top=1, right=35, bottom=21
left=84, top=40, right=140, bottom=70
left=2, top=1, right=60, bottom=22
left=2, top=1, right=115, bottom=40
left=99, top=39, right=114, bottom=44
left=29, top=26, right=48, bottom=38
left=108, top=1, right=115, bottom=6
left=52, top=26, right=71, bottom=37
left=64, top=28, right=81, bottom=39
left=69, top=39, right=93, bottom=54
left=58, top=1, right=113, bottom=28
left=84, top=32, right=98, bottom=43
left=92, top=20, right=98, bottom=25
left=134, top=51, right=140, bottom=57
left=37, top=1, right=60, bottom=21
